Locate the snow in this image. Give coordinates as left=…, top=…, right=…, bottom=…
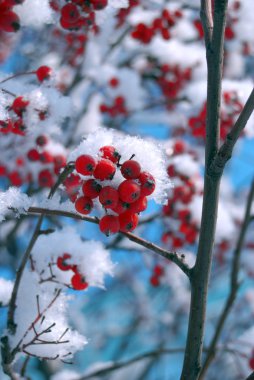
left=15, top=0, right=54, bottom=28
left=0, top=278, right=13, bottom=306
left=0, top=187, right=31, bottom=222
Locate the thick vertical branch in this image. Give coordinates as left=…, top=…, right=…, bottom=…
left=180, top=1, right=228, bottom=379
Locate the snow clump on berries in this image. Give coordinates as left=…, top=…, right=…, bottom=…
left=15, top=0, right=54, bottom=28
left=31, top=226, right=114, bottom=289
left=69, top=128, right=172, bottom=205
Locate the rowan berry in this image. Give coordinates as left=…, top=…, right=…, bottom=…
left=36, top=135, right=48, bottom=147
left=111, top=199, right=130, bottom=214
left=36, top=66, right=52, bottom=82
left=119, top=211, right=139, bottom=232
left=109, top=77, right=119, bottom=87
left=27, top=149, right=40, bottom=161
left=39, top=151, right=53, bottom=164
left=138, top=172, right=156, bottom=196
left=57, top=253, right=72, bottom=271
left=82, top=179, right=102, bottom=198
left=249, top=356, right=254, bottom=370
left=0, top=11, right=20, bottom=32
left=75, top=154, right=97, bottom=176
left=12, top=96, right=29, bottom=116
left=121, top=160, right=141, bottom=179
left=99, top=215, right=120, bottom=236
left=93, top=159, right=116, bottom=180
left=153, top=265, right=164, bottom=277
left=118, top=179, right=141, bottom=203
left=150, top=275, right=160, bottom=287
left=38, top=169, right=54, bottom=188
left=129, top=196, right=147, bottom=213
left=99, top=186, right=119, bottom=209
left=61, top=3, right=80, bottom=24
left=99, top=146, right=120, bottom=163
left=75, top=196, right=93, bottom=215
left=91, top=0, right=108, bottom=10
left=71, top=272, right=89, bottom=290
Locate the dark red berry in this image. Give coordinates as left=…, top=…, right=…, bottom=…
left=82, top=179, right=102, bottom=198
left=93, top=159, right=116, bottom=180
left=61, top=3, right=80, bottom=24
left=75, top=196, right=93, bottom=215
left=57, top=253, right=72, bottom=271
left=150, top=275, right=160, bottom=287
left=38, top=169, right=54, bottom=188
left=121, top=160, right=141, bottom=179
left=129, top=196, right=147, bottom=213
left=99, top=186, right=119, bottom=209
left=91, top=0, right=108, bottom=10
left=75, top=154, right=97, bottom=176
left=118, top=179, right=141, bottom=203
left=36, top=135, right=48, bottom=146
left=27, top=148, right=40, bottom=161
left=153, top=265, right=164, bottom=277
left=12, top=96, right=29, bottom=116
left=99, top=215, right=120, bottom=236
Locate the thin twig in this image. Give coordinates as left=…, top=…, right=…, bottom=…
left=27, top=206, right=191, bottom=277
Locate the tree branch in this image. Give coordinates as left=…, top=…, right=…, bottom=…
left=27, top=206, right=191, bottom=277
left=199, top=179, right=254, bottom=379
left=200, top=0, right=213, bottom=46
left=180, top=1, right=228, bottom=379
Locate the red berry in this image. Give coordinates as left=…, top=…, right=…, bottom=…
left=99, top=146, right=120, bottom=163
left=118, top=179, right=141, bottom=203
left=249, top=357, right=254, bottom=370
left=99, top=215, right=120, bottom=236
left=99, top=186, right=119, bottom=209
left=75, top=196, right=93, bottom=215
left=91, top=0, right=108, bottom=10
left=109, top=77, right=119, bottom=87
left=0, top=11, right=20, bottom=32
left=61, top=3, right=80, bottom=24
left=39, top=151, right=53, bottom=164
left=111, top=199, right=130, bottom=214
left=121, top=160, right=141, bottom=179
left=129, top=196, right=147, bottom=213
left=57, top=253, right=72, bottom=271
left=71, top=272, right=89, bottom=290
left=27, top=148, right=40, bottom=161
left=38, top=169, right=54, bottom=188
left=75, top=154, right=97, bottom=176
left=82, top=179, right=102, bottom=198
left=173, top=140, right=185, bottom=155
left=93, top=159, right=116, bottom=181
left=12, top=96, right=29, bottom=116
left=153, top=265, right=164, bottom=277
left=119, top=211, right=139, bottom=232
left=36, top=135, right=48, bottom=146
left=36, top=66, right=52, bottom=82
left=150, top=275, right=160, bottom=287
left=138, top=172, right=156, bottom=196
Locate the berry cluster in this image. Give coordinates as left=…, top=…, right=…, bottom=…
left=150, top=264, right=164, bottom=287
left=72, top=145, right=156, bottom=236
left=51, top=0, right=107, bottom=32
left=57, top=253, right=89, bottom=290
left=162, top=140, right=200, bottom=249
left=116, top=0, right=139, bottom=28
left=131, top=8, right=182, bottom=44
left=99, top=95, right=128, bottom=118
left=0, top=0, right=25, bottom=33
left=188, top=91, right=243, bottom=140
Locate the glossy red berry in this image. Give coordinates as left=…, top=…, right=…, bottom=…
left=93, top=159, right=116, bottom=180
left=99, top=186, right=119, bottom=209
left=153, top=265, right=164, bottom=277
left=27, top=148, right=40, bottom=161
left=82, top=179, right=102, bottom=198
left=109, top=77, right=119, bottom=87
left=119, top=211, right=139, bottom=232
left=129, top=196, right=147, bottom=213
left=75, top=154, right=97, bottom=176
left=57, top=253, right=72, bottom=271
left=71, top=272, right=89, bottom=290
left=138, top=172, right=156, bottom=196
left=118, top=179, right=141, bottom=203
left=36, top=135, right=48, bottom=147
left=121, top=159, right=141, bottom=179
left=75, top=196, right=93, bottom=215
left=99, top=215, right=120, bottom=236
left=12, top=96, right=29, bottom=116
left=99, top=146, right=120, bottom=163
left=173, top=140, right=186, bottom=155
left=36, top=66, right=52, bottom=82
left=111, top=199, right=130, bottom=214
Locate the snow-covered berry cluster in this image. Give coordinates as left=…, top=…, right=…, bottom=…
left=74, top=145, right=155, bottom=236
